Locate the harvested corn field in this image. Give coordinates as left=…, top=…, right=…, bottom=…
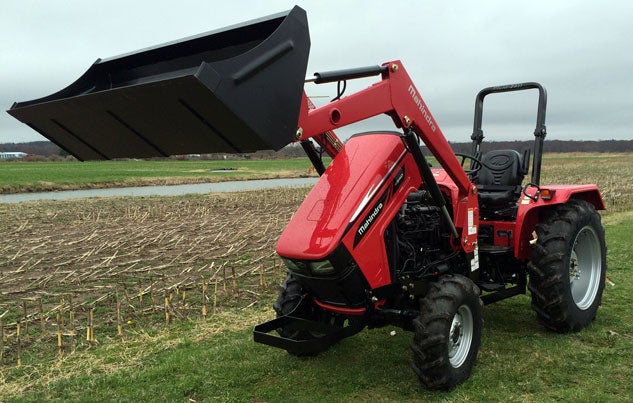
left=0, top=188, right=309, bottom=364
left=539, top=153, right=633, bottom=212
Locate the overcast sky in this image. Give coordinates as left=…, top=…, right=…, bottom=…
left=1, top=0, right=632, bottom=145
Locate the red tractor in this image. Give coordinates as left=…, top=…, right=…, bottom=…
left=8, top=6, right=606, bottom=390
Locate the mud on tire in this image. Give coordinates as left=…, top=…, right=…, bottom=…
left=528, top=199, right=607, bottom=333
left=411, top=274, right=483, bottom=390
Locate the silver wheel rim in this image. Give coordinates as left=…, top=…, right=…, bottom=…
left=569, top=225, right=602, bottom=310
left=448, top=304, right=473, bottom=368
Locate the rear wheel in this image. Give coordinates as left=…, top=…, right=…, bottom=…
left=528, top=199, right=606, bottom=332
left=273, top=275, right=342, bottom=356
left=411, top=274, right=483, bottom=390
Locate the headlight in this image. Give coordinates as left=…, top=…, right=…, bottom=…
left=310, top=260, right=336, bottom=275
left=281, top=257, right=336, bottom=276
left=281, top=257, right=307, bottom=272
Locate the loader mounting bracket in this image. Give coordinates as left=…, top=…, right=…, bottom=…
left=253, top=314, right=364, bottom=355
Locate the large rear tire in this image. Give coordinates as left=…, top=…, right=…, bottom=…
left=528, top=199, right=607, bottom=332
left=411, top=274, right=483, bottom=390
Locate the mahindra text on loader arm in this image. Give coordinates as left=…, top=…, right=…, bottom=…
left=8, top=6, right=606, bottom=390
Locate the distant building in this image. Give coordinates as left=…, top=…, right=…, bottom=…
left=0, top=152, right=27, bottom=159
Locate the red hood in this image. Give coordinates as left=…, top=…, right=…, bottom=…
left=276, top=133, right=407, bottom=260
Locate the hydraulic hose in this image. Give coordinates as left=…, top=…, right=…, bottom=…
left=402, top=130, right=459, bottom=240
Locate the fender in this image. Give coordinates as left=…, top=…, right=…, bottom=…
left=513, top=184, right=606, bottom=259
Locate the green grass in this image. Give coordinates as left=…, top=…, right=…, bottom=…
left=0, top=159, right=319, bottom=193
left=3, top=213, right=632, bottom=402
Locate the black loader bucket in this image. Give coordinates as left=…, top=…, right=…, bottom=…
left=7, top=6, right=310, bottom=160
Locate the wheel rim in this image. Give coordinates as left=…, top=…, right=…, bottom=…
left=569, top=225, right=602, bottom=310
left=448, top=304, right=473, bottom=368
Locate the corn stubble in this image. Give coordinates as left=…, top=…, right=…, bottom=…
left=0, top=188, right=307, bottom=366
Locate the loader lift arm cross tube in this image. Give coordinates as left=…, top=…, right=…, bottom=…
left=297, top=61, right=473, bottom=199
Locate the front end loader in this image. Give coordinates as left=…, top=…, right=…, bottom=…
left=8, top=6, right=607, bottom=390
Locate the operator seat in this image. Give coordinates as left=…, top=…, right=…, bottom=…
left=475, top=149, right=530, bottom=217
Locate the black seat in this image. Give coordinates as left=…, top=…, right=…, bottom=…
left=475, top=149, right=529, bottom=216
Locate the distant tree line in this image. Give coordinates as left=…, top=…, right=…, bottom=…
left=443, top=139, right=633, bottom=155
left=0, top=141, right=65, bottom=157
left=1, top=139, right=631, bottom=160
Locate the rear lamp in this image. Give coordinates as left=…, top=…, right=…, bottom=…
left=540, top=188, right=555, bottom=200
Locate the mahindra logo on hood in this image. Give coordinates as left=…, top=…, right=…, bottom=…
left=354, top=191, right=388, bottom=247
left=358, top=202, right=383, bottom=237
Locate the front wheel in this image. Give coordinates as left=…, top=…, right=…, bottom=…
left=411, top=274, right=483, bottom=390
left=528, top=199, right=607, bottom=332
left=273, top=275, right=343, bottom=356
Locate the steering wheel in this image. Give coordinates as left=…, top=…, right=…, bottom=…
left=454, top=152, right=485, bottom=176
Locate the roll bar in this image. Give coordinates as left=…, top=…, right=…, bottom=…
left=470, top=82, right=548, bottom=185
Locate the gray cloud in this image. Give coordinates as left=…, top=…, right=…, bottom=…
left=2, top=0, right=632, bottom=145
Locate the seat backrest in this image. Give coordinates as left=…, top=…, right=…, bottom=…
left=476, top=149, right=524, bottom=187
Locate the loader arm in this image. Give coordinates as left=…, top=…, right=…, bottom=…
left=297, top=61, right=473, bottom=200
left=295, top=61, right=478, bottom=251
left=303, top=96, right=343, bottom=158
